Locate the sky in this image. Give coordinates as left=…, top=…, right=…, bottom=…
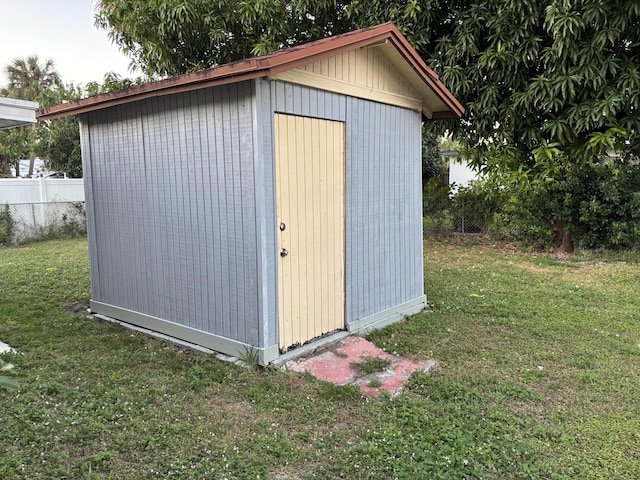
left=0, top=0, right=138, bottom=88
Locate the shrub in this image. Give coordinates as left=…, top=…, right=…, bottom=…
left=59, top=202, right=87, bottom=238
left=497, top=158, right=640, bottom=250
left=423, top=179, right=454, bottom=234
left=451, top=185, right=503, bottom=234
left=575, top=159, right=640, bottom=249
left=0, top=204, right=14, bottom=246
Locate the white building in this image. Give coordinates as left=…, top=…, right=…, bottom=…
left=0, top=96, right=38, bottom=130
left=442, top=150, right=480, bottom=192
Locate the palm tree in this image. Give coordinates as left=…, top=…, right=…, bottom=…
left=1, top=55, right=60, bottom=176
left=2, top=55, right=60, bottom=101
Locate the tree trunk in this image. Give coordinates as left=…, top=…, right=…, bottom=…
left=0, top=155, right=10, bottom=176
left=554, top=219, right=574, bottom=254
left=28, top=151, right=36, bottom=177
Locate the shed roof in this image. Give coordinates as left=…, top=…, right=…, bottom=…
left=37, top=23, right=463, bottom=121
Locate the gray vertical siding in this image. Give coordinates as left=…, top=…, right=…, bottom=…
left=83, top=81, right=260, bottom=346
left=255, top=79, right=348, bottom=347
left=78, top=120, right=101, bottom=301
left=254, top=79, right=277, bottom=347
left=262, top=80, right=423, bottom=329
left=82, top=75, right=424, bottom=355
left=271, top=81, right=346, bottom=122
left=345, top=97, right=423, bottom=323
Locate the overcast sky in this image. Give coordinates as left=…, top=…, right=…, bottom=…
left=0, top=0, right=138, bottom=88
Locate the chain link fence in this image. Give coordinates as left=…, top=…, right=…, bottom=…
left=1, top=195, right=491, bottom=244
left=423, top=195, right=493, bottom=235
left=0, top=202, right=86, bottom=245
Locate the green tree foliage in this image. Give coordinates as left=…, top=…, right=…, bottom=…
left=34, top=82, right=85, bottom=177
left=36, top=116, right=82, bottom=178
left=0, top=127, right=32, bottom=177
left=0, top=55, right=62, bottom=176
left=0, top=58, right=139, bottom=178
left=89, top=1, right=640, bottom=249
left=0, top=55, right=60, bottom=101
left=353, top=0, right=640, bottom=251
left=0, top=75, right=84, bottom=178
left=422, top=129, right=442, bottom=183
left=413, top=1, right=640, bottom=152
left=84, top=72, right=145, bottom=96
left=95, top=0, right=356, bottom=77
left=499, top=152, right=640, bottom=250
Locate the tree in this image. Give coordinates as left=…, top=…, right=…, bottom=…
left=0, top=57, right=85, bottom=178
left=0, top=56, right=149, bottom=179
left=37, top=72, right=151, bottom=177
left=351, top=0, right=640, bottom=251
left=0, top=127, right=32, bottom=177
left=33, top=81, right=85, bottom=177
left=95, top=0, right=356, bottom=77
left=1, top=55, right=60, bottom=101
left=422, top=129, right=442, bottom=185
left=435, top=1, right=638, bottom=250
left=98, top=1, right=640, bottom=250
left=1, top=55, right=61, bottom=177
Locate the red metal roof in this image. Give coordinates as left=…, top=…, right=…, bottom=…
left=37, top=23, right=464, bottom=120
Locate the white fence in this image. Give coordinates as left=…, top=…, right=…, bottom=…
left=0, top=178, right=86, bottom=244
left=0, top=177, right=84, bottom=204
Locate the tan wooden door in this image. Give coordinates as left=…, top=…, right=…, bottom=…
left=274, top=113, right=345, bottom=350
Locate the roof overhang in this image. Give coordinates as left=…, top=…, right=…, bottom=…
left=0, top=97, right=39, bottom=130
left=37, top=23, right=464, bottom=121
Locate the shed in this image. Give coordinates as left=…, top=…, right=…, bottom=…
left=38, top=23, right=464, bottom=365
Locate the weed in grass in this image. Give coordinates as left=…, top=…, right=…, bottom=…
left=0, top=358, right=19, bottom=390
left=579, top=372, right=600, bottom=385
left=354, top=356, right=391, bottom=376
left=468, top=376, right=544, bottom=403
left=521, top=366, right=546, bottom=383
left=238, top=345, right=261, bottom=370
left=78, top=450, right=117, bottom=478
left=189, top=360, right=207, bottom=390
left=573, top=350, right=599, bottom=370
left=368, top=378, right=382, bottom=388
left=316, top=382, right=362, bottom=401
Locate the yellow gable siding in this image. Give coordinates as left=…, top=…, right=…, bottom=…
left=272, top=46, right=423, bottom=112
left=304, top=48, right=417, bottom=97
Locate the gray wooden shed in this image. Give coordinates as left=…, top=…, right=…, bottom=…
left=39, top=24, right=463, bottom=364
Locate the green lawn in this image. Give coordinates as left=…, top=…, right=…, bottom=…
left=1, top=237, right=639, bottom=479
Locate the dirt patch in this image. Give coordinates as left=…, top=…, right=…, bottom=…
left=63, top=302, right=89, bottom=314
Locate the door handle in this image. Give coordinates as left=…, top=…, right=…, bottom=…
left=280, top=248, right=289, bottom=257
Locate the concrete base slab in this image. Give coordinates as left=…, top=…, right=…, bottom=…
left=286, top=336, right=438, bottom=397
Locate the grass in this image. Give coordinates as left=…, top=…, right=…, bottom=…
left=1, top=236, right=640, bottom=478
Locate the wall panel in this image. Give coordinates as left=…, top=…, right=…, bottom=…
left=265, top=80, right=423, bottom=329
left=345, top=97, right=424, bottom=323
left=83, top=81, right=260, bottom=345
